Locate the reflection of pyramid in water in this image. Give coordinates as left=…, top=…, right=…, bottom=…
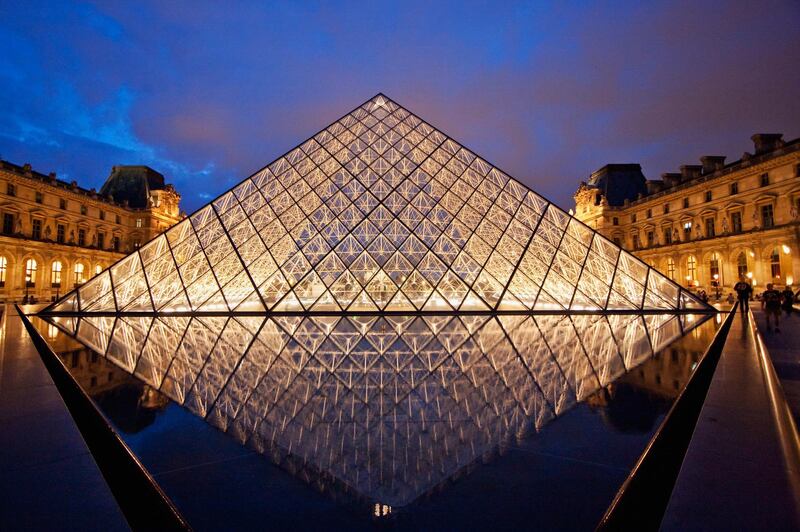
left=43, top=311, right=708, bottom=506
left=44, top=94, right=709, bottom=314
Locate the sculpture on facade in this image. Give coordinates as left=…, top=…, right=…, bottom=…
left=721, top=217, right=729, bottom=234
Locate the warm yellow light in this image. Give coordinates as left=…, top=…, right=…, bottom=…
left=686, top=275, right=691, bottom=281
left=749, top=251, right=755, bottom=258
left=713, top=274, right=719, bottom=280
left=746, top=271, right=753, bottom=279
left=787, top=276, right=794, bottom=286
left=782, top=245, right=791, bottom=254
left=568, top=208, right=574, bottom=216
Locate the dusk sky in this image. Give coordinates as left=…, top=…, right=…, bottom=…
left=1, top=0, right=798, bottom=213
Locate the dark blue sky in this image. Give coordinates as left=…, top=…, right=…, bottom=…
left=1, top=0, right=798, bottom=213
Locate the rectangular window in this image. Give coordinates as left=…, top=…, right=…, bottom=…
left=78, top=228, right=86, bottom=247
left=59, top=198, right=66, bottom=209
left=136, top=218, right=143, bottom=228
left=730, top=182, right=739, bottom=195
left=664, top=228, right=672, bottom=244
left=663, top=204, right=670, bottom=214
left=57, top=224, right=65, bottom=244
left=705, top=190, right=712, bottom=202
left=683, top=197, right=689, bottom=208
left=613, top=237, right=621, bottom=247
left=2, top=213, right=13, bottom=235
left=6, top=183, right=15, bottom=197
left=632, top=234, right=641, bottom=250
left=761, top=204, right=774, bottom=228
left=760, top=173, right=769, bottom=187
left=113, top=236, right=120, bottom=251
left=116, top=214, right=121, bottom=224
left=612, top=217, right=619, bottom=226
left=683, top=221, right=692, bottom=239
left=97, top=232, right=105, bottom=249
left=731, top=212, right=742, bottom=233
left=99, top=210, right=105, bottom=220
left=705, top=218, right=715, bottom=238
left=632, top=214, right=637, bottom=223
left=80, top=205, right=87, bottom=215
left=646, top=209, right=652, bottom=219
left=32, top=219, right=42, bottom=240
left=646, top=231, right=655, bottom=247
left=35, top=191, right=43, bottom=204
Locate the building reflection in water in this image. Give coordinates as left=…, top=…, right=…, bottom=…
left=41, top=312, right=711, bottom=507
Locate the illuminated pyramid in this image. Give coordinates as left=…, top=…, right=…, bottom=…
left=43, top=94, right=708, bottom=315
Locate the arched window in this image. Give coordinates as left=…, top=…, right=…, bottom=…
left=25, top=258, right=37, bottom=287
left=94, top=264, right=102, bottom=275
left=667, top=258, right=676, bottom=280
left=710, top=252, right=721, bottom=286
left=51, top=261, right=62, bottom=287
left=770, top=248, right=781, bottom=279
left=74, top=262, right=85, bottom=285
left=686, top=255, right=697, bottom=281
left=737, top=252, right=748, bottom=279
left=0, top=256, right=6, bottom=287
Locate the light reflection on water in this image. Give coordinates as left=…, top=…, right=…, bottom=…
left=38, top=312, right=716, bottom=523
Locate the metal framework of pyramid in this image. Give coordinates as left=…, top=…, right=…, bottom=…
left=42, top=94, right=709, bottom=315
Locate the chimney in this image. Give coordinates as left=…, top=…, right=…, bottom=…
left=679, top=165, right=702, bottom=181
left=751, top=133, right=784, bottom=155
left=661, top=172, right=682, bottom=188
left=699, top=156, right=726, bottom=174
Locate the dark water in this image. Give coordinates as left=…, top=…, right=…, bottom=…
left=37, top=312, right=718, bottom=530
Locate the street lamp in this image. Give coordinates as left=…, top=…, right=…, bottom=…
left=712, top=273, right=720, bottom=300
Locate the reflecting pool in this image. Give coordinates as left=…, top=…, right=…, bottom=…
left=38, top=312, right=717, bottom=529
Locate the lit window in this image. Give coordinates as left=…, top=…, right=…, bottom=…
left=686, top=255, right=697, bottom=281
left=51, top=261, right=62, bottom=286
left=95, top=264, right=102, bottom=275
left=737, top=252, right=748, bottom=279
left=136, top=218, right=143, bottom=228
left=709, top=252, right=721, bottom=285
left=0, top=256, right=6, bottom=287
left=25, top=258, right=37, bottom=287
left=74, top=262, right=85, bottom=285
left=667, top=258, right=675, bottom=280
left=770, top=248, right=781, bottom=279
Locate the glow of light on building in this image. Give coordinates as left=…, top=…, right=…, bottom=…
left=782, top=244, right=791, bottom=255
left=43, top=94, right=709, bottom=316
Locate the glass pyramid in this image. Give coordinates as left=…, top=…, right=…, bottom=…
left=42, top=311, right=708, bottom=506
left=43, top=94, right=709, bottom=315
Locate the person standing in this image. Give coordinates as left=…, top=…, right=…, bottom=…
left=733, top=277, right=753, bottom=313
left=762, top=283, right=783, bottom=332
left=782, top=286, right=795, bottom=317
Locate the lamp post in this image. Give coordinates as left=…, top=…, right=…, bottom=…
left=713, top=273, right=720, bottom=300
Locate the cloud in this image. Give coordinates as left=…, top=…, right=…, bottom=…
left=0, top=0, right=798, bottom=213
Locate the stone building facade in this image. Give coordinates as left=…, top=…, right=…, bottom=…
left=574, top=134, right=800, bottom=296
left=0, top=160, right=182, bottom=302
